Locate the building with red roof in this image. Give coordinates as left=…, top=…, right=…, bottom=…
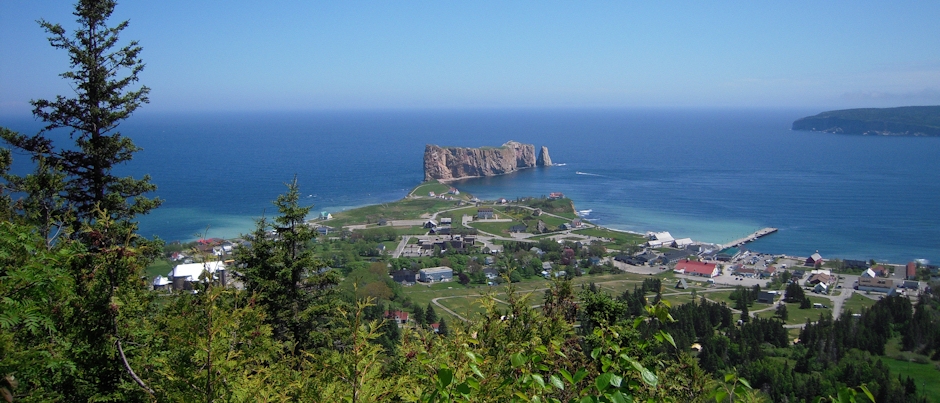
left=906, top=262, right=918, bottom=280
left=673, top=259, right=718, bottom=278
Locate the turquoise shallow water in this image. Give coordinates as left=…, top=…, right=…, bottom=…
left=4, top=108, right=939, bottom=263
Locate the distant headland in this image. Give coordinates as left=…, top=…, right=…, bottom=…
left=792, top=106, right=940, bottom=136
left=423, top=141, right=552, bottom=182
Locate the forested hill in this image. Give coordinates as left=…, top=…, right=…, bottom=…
left=792, top=106, right=940, bottom=136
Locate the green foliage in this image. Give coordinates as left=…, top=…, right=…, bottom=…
left=236, top=176, right=342, bottom=351
left=2, top=0, right=160, bottom=226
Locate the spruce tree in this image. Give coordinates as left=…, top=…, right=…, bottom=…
left=425, top=303, right=438, bottom=325
left=1, top=0, right=160, bottom=228
left=236, top=176, right=340, bottom=351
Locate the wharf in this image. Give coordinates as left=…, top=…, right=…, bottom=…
left=721, top=227, right=778, bottom=249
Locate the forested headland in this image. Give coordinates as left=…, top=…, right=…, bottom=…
left=792, top=106, right=940, bottom=136
left=2, top=1, right=940, bottom=402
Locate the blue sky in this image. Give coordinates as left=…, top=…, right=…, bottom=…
left=2, top=1, right=940, bottom=114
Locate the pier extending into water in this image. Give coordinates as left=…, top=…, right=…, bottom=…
left=721, top=227, right=778, bottom=249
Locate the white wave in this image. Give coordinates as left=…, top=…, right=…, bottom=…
left=578, top=209, right=593, bottom=216
left=554, top=163, right=567, bottom=166
left=576, top=171, right=603, bottom=177
left=916, top=258, right=929, bottom=264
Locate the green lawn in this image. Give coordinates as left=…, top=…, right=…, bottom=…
left=146, top=258, right=173, bottom=280
left=840, top=293, right=878, bottom=316
left=882, top=357, right=940, bottom=403
left=572, top=228, right=646, bottom=245
left=471, top=221, right=519, bottom=235
left=410, top=181, right=453, bottom=198
left=329, top=198, right=458, bottom=227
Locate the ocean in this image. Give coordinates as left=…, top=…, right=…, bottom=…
left=3, top=108, right=939, bottom=264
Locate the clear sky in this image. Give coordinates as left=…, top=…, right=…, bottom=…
left=2, top=1, right=940, bottom=115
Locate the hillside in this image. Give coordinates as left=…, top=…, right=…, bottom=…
left=792, top=106, right=940, bottom=136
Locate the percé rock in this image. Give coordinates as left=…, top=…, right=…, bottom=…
left=424, top=141, right=537, bottom=181
left=536, top=146, right=552, bottom=166
left=792, top=106, right=940, bottom=136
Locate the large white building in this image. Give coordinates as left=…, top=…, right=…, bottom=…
left=167, top=261, right=227, bottom=290
left=419, top=266, right=453, bottom=283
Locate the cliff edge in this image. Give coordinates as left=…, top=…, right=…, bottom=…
left=424, top=141, right=540, bottom=181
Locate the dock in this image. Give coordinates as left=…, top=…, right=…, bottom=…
left=721, top=227, right=778, bottom=249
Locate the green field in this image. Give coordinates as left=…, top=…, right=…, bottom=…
left=329, top=198, right=458, bottom=227
left=572, top=227, right=648, bottom=247
left=146, top=258, right=173, bottom=280
left=410, top=181, right=454, bottom=197
left=840, top=293, right=878, bottom=316
left=882, top=357, right=940, bottom=403
left=471, top=221, right=519, bottom=235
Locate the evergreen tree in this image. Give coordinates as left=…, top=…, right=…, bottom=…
left=740, top=304, right=750, bottom=323
left=425, top=303, right=438, bottom=325
left=413, top=305, right=426, bottom=326
left=236, top=176, right=340, bottom=352
left=1, top=0, right=160, bottom=228
left=775, top=303, right=789, bottom=321
left=437, top=318, right=449, bottom=336
left=800, top=296, right=812, bottom=310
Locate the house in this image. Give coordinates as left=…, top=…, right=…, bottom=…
left=542, top=261, right=553, bottom=271
left=484, top=256, right=495, bottom=265
left=571, top=219, right=583, bottom=228
left=510, top=224, right=528, bottom=233
left=761, top=265, right=777, bottom=277
left=902, top=280, right=920, bottom=290
left=167, top=261, right=227, bottom=291
left=376, top=244, right=387, bottom=253
left=805, top=252, right=823, bottom=267
left=385, top=310, right=409, bottom=325
left=424, top=219, right=438, bottom=229
left=757, top=291, right=777, bottom=304
left=530, top=247, right=545, bottom=256
left=673, top=259, right=718, bottom=278
left=906, top=262, right=918, bottom=280
left=871, top=265, right=889, bottom=277
left=316, top=226, right=332, bottom=236
left=672, top=238, right=694, bottom=248
left=440, top=217, right=452, bottom=226
left=663, top=249, right=691, bottom=265
left=390, top=270, right=417, bottom=285
left=448, top=187, right=460, bottom=195
left=856, top=277, right=894, bottom=293
left=428, top=191, right=436, bottom=197
left=791, top=270, right=805, bottom=280
left=549, top=192, right=565, bottom=200
left=152, top=275, right=170, bottom=290
left=861, top=268, right=877, bottom=278
left=813, top=282, right=829, bottom=294
left=533, top=208, right=543, bottom=216
left=735, top=267, right=757, bottom=278
left=477, top=208, right=495, bottom=219
left=419, top=267, right=453, bottom=283
left=319, top=211, right=333, bottom=220
left=675, top=279, right=688, bottom=289
left=377, top=219, right=388, bottom=226
left=806, top=273, right=832, bottom=285
left=483, top=268, right=499, bottom=280
left=844, top=259, right=868, bottom=270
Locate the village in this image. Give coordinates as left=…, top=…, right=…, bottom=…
left=148, top=180, right=939, bottom=334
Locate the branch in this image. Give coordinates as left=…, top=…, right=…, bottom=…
left=116, top=339, right=155, bottom=395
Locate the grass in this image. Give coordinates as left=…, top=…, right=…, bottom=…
left=146, top=258, right=173, bottom=280
left=410, top=181, right=453, bottom=198
left=471, top=221, right=519, bottom=235
left=882, top=357, right=940, bottom=402
left=840, top=293, right=878, bottom=315
left=571, top=227, right=646, bottom=246
left=329, top=198, right=458, bottom=227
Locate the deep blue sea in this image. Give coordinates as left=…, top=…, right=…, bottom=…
left=4, top=109, right=939, bottom=264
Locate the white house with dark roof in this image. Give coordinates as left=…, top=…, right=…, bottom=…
left=167, top=261, right=227, bottom=290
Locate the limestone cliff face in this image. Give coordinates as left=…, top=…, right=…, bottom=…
left=537, top=146, right=552, bottom=166
left=424, top=141, right=538, bottom=181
